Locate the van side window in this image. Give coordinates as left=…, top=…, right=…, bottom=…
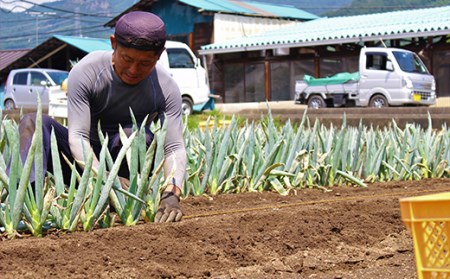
left=166, top=48, right=195, bottom=69
left=366, top=53, right=388, bottom=70
left=30, top=72, right=47, bottom=86
left=13, top=72, right=28, bottom=85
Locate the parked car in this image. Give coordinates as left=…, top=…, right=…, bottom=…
left=3, top=68, right=69, bottom=110
left=0, top=83, right=4, bottom=109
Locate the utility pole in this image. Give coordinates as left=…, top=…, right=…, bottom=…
left=75, top=7, right=81, bottom=36
left=28, top=11, right=56, bottom=46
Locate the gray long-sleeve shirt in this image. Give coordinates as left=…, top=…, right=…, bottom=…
left=67, top=50, right=186, bottom=187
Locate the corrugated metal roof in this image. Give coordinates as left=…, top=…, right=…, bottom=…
left=0, top=35, right=112, bottom=83
left=178, top=0, right=318, bottom=20
left=53, top=35, right=111, bottom=53
left=0, top=49, right=31, bottom=71
left=199, top=6, right=450, bottom=54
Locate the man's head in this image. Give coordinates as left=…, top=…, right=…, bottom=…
left=111, top=11, right=166, bottom=85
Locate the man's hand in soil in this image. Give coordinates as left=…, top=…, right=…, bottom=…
left=154, top=185, right=182, bottom=223
left=105, top=171, right=131, bottom=190
left=117, top=176, right=130, bottom=190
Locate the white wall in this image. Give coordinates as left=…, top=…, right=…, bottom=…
left=213, top=13, right=297, bottom=44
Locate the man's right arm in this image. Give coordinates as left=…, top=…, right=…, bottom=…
left=67, top=62, right=101, bottom=170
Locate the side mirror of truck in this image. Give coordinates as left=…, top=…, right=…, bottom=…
left=386, top=61, right=394, bottom=71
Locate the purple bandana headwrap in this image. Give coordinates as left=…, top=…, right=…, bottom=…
left=114, top=11, right=166, bottom=51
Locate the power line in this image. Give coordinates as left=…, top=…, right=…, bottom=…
left=0, top=12, right=110, bottom=24
left=0, top=0, right=119, bottom=17
left=0, top=23, right=111, bottom=40
left=0, top=1, right=117, bottom=46
left=0, top=26, right=110, bottom=43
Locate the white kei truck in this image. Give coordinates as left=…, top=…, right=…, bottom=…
left=294, top=47, right=436, bottom=109
left=49, top=40, right=211, bottom=118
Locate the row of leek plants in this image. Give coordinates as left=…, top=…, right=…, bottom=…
left=2, top=102, right=450, bottom=238
left=0, top=97, right=170, bottom=238
left=183, top=109, right=450, bottom=197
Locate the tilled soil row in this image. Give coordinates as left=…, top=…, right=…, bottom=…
left=1, top=178, right=449, bottom=278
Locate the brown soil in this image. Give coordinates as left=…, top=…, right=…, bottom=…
left=1, top=178, right=450, bottom=278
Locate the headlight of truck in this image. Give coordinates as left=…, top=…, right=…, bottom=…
left=431, top=78, right=436, bottom=91
left=402, top=76, right=413, bottom=89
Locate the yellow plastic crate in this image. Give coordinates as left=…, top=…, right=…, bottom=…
left=198, top=119, right=231, bottom=131
left=400, top=192, right=450, bottom=279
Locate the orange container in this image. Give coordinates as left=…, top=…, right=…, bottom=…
left=400, top=192, right=450, bottom=279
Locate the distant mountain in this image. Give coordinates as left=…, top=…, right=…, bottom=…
left=249, top=0, right=352, bottom=16
left=320, top=0, right=450, bottom=16
left=0, top=0, right=132, bottom=50
left=253, top=0, right=450, bottom=16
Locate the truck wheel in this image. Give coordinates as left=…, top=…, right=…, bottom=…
left=4, top=99, right=15, bottom=110
left=307, top=95, right=326, bottom=109
left=181, top=97, right=193, bottom=116
left=369, top=95, right=388, bottom=108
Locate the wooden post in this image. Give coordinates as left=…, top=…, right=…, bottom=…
left=265, top=61, right=270, bottom=101
left=314, top=52, right=320, bottom=78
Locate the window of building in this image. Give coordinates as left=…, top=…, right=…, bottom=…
left=433, top=50, right=450, bottom=99
left=321, top=56, right=359, bottom=77
left=270, top=62, right=290, bottom=101
left=245, top=64, right=265, bottom=102
left=292, top=59, right=315, bottom=98
left=224, top=63, right=244, bottom=103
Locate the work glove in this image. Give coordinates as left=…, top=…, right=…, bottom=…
left=154, top=190, right=183, bottom=223
left=105, top=171, right=130, bottom=190
left=117, top=176, right=130, bottom=190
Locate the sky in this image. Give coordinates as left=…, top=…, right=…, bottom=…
left=0, top=0, right=59, bottom=12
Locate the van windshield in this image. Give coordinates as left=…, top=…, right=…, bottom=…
left=392, top=51, right=429, bottom=74
left=48, top=71, right=69, bottom=86
left=166, top=48, right=195, bottom=68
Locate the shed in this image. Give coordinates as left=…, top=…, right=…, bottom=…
left=0, top=49, right=31, bottom=73
left=198, top=6, right=450, bottom=103
left=0, top=35, right=111, bottom=84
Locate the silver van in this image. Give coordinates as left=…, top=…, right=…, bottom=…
left=3, top=68, right=69, bottom=110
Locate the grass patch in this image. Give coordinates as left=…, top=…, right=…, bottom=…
left=184, top=110, right=240, bottom=131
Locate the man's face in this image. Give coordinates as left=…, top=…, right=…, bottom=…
left=110, top=35, right=162, bottom=85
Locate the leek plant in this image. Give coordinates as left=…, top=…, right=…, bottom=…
left=144, top=119, right=173, bottom=222
left=0, top=96, right=51, bottom=238
left=22, top=97, right=55, bottom=236
left=82, top=129, right=136, bottom=230
left=48, top=135, right=81, bottom=231
left=96, top=112, right=169, bottom=225
left=0, top=117, right=30, bottom=238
